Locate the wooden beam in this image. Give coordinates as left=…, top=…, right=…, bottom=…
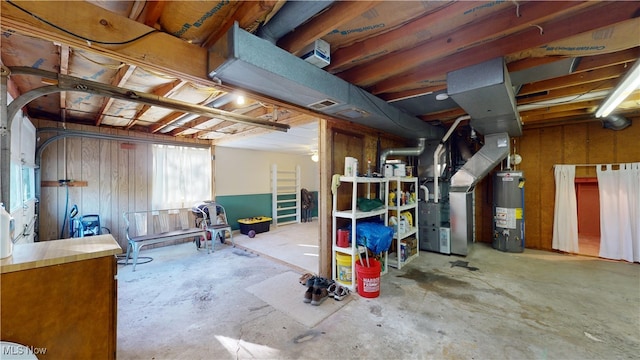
left=573, top=47, right=640, bottom=73
left=342, top=1, right=591, bottom=88
left=1, top=0, right=217, bottom=87
left=148, top=111, right=188, bottom=134
left=1, top=0, right=324, bottom=128
left=95, top=64, right=136, bottom=126
left=170, top=116, right=223, bottom=137
left=506, top=56, right=572, bottom=73
left=208, top=114, right=315, bottom=145
left=202, top=1, right=281, bottom=49
left=517, top=63, right=629, bottom=96
left=520, top=100, right=602, bottom=118
left=326, top=1, right=504, bottom=73
left=41, top=180, right=88, bottom=187
left=368, top=1, right=638, bottom=95
left=140, top=0, right=165, bottom=27
left=522, top=109, right=592, bottom=124
left=517, top=79, right=617, bottom=106
left=419, top=108, right=466, bottom=123
left=125, top=79, right=188, bottom=129
left=276, top=1, right=379, bottom=56
left=379, top=48, right=636, bottom=100
left=58, top=44, right=69, bottom=121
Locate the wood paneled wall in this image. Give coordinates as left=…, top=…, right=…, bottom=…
left=34, top=119, right=209, bottom=250
left=318, top=118, right=409, bottom=277
left=475, top=116, right=640, bottom=251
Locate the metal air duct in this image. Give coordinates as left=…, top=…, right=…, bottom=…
left=208, top=23, right=443, bottom=140
left=257, top=1, right=334, bottom=43
left=379, top=138, right=426, bottom=171
left=445, top=58, right=521, bottom=256
left=450, top=132, right=510, bottom=192
left=446, top=57, right=522, bottom=192
left=448, top=57, right=522, bottom=137
left=601, top=114, right=631, bottom=130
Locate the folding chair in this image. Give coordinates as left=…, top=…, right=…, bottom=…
left=204, top=202, right=234, bottom=253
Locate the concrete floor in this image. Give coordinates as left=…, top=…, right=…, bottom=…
left=231, top=222, right=319, bottom=274
left=117, top=228, right=639, bottom=359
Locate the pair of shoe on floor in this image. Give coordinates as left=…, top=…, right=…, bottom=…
left=300, top=273, right=350, bottom=306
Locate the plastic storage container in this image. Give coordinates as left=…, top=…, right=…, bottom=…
left=238, top=217, right=272, bottom=235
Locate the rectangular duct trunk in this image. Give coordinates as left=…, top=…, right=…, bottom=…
left=448, top=132, right=509, bottom=256
left=448, top=57, right=522, bottom=137
left=207, top=23, right=442, bottom=140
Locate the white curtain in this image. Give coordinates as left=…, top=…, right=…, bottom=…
left=597, top=163, right=640, bottom=262
left=152, top=145, right=212, bottom=210
left=552, top=165, right=580, bottom=253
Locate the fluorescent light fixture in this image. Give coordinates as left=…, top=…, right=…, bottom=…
left=595, top=60, right=640, bottom=118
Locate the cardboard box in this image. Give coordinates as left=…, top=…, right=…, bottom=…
left=405, top=236, right=418, bottom=256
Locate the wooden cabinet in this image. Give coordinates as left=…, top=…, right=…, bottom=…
left=1, top=235, right=121, bottom=359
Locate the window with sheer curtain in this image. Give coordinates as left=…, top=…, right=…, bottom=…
left=152, top=144, right=212, bottom=210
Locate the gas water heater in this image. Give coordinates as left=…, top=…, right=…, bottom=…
left=493, top=170, right=525, bottom=252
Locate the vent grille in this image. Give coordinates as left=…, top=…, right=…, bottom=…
left=308, top=99, right=339, bottom=110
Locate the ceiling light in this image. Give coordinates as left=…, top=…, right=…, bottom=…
left=435, top=93, right=449, bottom=101
left=311, top=152, right=319, bottom=162
left=595, top=60, right=640, bottom=118
left=236, top=95, right=245, bottom=105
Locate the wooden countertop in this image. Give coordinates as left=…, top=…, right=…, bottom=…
left=0, top=235, right=122, bottom=274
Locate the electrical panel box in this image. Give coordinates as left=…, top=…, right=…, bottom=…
left=300, top=39, right=330, bottom=68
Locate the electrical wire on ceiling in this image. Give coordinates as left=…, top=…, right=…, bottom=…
left=512, top=1, right=521, bottom=18
left=529, top=24, right=544, bottom=35
left=7, top=0, right=160, bottom=45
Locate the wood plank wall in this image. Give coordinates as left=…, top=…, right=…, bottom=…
left=33, top=119, right=209, bottom=250
left=475, top=116, right=640, bottom=251
left=33, top=113, right=639, bottom=273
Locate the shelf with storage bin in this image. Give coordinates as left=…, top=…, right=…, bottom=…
left=332, top=175, right=389, bottom=291
left=385, top=176, right=419, bottom=269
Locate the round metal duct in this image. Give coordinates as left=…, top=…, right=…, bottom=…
left=601, top=114, right=631, bottom=131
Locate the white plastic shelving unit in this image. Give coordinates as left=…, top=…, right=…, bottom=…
left=386, top=176, right=419, bottom=269
left=332, top=175, right=389, bottom=291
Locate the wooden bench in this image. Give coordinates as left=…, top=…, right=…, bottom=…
left=123, top=208, right=208, bottom=271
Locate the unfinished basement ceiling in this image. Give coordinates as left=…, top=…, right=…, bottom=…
left=1, top=1, right=639, bottom=153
